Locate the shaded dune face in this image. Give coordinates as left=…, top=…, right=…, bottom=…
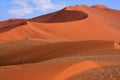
left=0, top=19, right=26, bottom=28
left=46, top=10, right=88, bottom=23
left=30, top=10, right=88, bottom=23
left=0, top=19, right=26, bottom=33
left=67, top=65, right=120, bottom=80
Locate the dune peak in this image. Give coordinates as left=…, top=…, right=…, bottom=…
left=64, top=4, right=110, bottom=10
left=64, top=4, right=89, bottom=10
left=91, top=4, right=110, bottom=9
left=75, top=4, right=89, bottom=8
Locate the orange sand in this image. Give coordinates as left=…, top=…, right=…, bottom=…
left=0, top=4, right=120, bottom=80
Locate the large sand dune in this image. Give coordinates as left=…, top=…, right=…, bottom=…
left=0, top=5, right=120, bottom=42
left=0, top=4, right=120, bottom=80
left=0, top=40, right=116, bottom=66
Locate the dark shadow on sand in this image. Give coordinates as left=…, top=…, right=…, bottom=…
left=30, top=10, right=88, bottom=23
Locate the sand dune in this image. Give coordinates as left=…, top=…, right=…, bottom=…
left=0, top=5, right=120, bottom=41
left=68, top=65, right=120, bottom=80
left=0, top=18, right=26, bottom=29
left=0, top=4, right=120, bottom=80
left=0, top=40, right=116, bottom=66
left=0, top=60, right=119, bottom=80
left=55, top=61, right=119, bottom=80
left=30, top=8, right=88, bottom=23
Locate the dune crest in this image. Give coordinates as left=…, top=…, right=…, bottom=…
left=91, top=4, right=110, bottom=9
left=55, top=61, right=111, bottom=80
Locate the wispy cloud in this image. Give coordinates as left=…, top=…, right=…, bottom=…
left=8, top=0, right=66, bottom=17
left=11, top=0, right=29, bottom=7
left=32, top=0, right=56, bottom=10
left=8, top=0, right=33, bottom=17
left=9, top=7, right=34, bottom=17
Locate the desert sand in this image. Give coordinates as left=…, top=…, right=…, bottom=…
left=0, top=4, right=120, bottom=80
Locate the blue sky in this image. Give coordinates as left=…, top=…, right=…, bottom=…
left=0, top=0, right=120, bottom=21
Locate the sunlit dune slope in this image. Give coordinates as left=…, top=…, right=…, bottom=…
left=68, top=65, right=120, bottom=80
left=0, top=60, right=119, bottom=80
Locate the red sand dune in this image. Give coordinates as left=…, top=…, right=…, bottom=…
left=0, top=5, right=120, bottom=42
left=0, top=60, right=119, bottom=80
left=54, top=61, right=119, bottom=80
left=0, top=4, right=120, bottom=80
left=0, top=18, right=26, bottom=29
left=0, top=40, right=116, bottom=66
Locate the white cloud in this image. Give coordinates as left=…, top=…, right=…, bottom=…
left=11, top=0, right=29, bottom=7
left=9, top=0, right=66, bottom=17
left=32, top=0, right=56, bottom=10
left=9, top=0, right=33, bottom=17
left=9, top=7, right=33, bottom=17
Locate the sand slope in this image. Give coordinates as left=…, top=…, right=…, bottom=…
left=0, top=40, right=116, bottom=66
left=0, top=60, right=119, bottom=80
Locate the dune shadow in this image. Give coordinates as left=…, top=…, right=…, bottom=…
left=30, top=10, right=88, bottom=23
left=0, top=20, right=27, bottom=33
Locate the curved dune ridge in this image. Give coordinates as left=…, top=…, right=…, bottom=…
left=0, top=4, right=120, bottom=80
left=0, top=60, right=119, bottom=80
left=55, top=61, right=119, bottom=80
left=68, top=65, right=120, bottom=80
left=30, top=9, right=88, bottom=23
left=0, top=18, right=26, bottom=29
left=91, top=4, right=110, bottom=9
